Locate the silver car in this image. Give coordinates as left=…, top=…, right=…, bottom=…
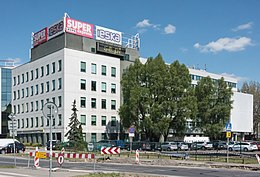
left=161, top=142, right=178, bottom=151
left=229, top=142, right=258, bottom=152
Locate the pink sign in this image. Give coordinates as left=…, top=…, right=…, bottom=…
left=33, top=27, right=48, bottom=47
left=65, top=18, right=94, bottom=39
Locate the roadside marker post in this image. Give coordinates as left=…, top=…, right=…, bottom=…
left=34, top=147, right=40, bottom=168
left=136, top=149, right=140, bottom=164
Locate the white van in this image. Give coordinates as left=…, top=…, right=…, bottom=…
left=0, top=139, right=16, bottom=146
left=184, top=136, right=210, bottom=143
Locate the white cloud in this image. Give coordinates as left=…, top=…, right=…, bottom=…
left=136, top=19, right=152, bottom=28
left=164, top=24, right=176, bottom=34
left=194, top=37, right=252, bottom=53
left=220, top=73, right=248, bottom=82
left=232, top=22, right=253, bottom=32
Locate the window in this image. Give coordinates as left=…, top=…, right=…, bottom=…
left=52, top=80, right=56, bottom=91
left=36, top=68, right=39, bottom=79
left=52, top=116, right=55, bottom=126
left=17, top=105, right=20, bottom=114
left=17, top=90, right=20, bottom=99
left=80, top=97, right=86, bottom=108
left=47, top=118, right=49, bottom=127
left=81, top=61, right=86, bottom=72
left=91, top=81, right=96, bottom=91
left=46, top=81, right=50, bottom=92
left=26, top=87, right=29, bottom=97
left=41, top=66, right=44, bottom=77
left=91, top=115, right=96, bottom=126
left=35, top=84, right=39, bottom=95
left=22, top=119, right=24, bottom=128
left=31, top=70, right=34, bottom=80
left=58, top=60, right=62, bottom=71
left=46, top=64, right=50, bottom=75
left=26, top=118, right=29, bottom=128
left=101, top=133, right=107, bottom=140
left=13, top=105, right=16, bottom=114
left=36, top=117, right=38, bottom=127
left=41, top=100, right=44, bottom=110
left=111, top=83, right=116, bottom=93
left=91, top=63, right=96, bottom=74
left=31, top=117, right=34, bottom=127
left=22, top=89, right=24, bottom=98
left=101, top=116, right=106, bottom=126
left=35, top=101, right=39, bottom=111
left=13, top=77, right=16, bottom=86
left=80, top=115, right=86, bottom=125
left=52, top=97, right=55, bottom=104
left=91, top=98, right=96, bottom=108
left=52, top=62, right=55, bottom=73
left=91, top=133, right=96, bottom=142
left=17, top=75, right=20, bottom=85
left=58, top=114, right=62, bottom=126
left=101, top=82, right=106, bottom=92
left=21, top=104, right=24, bottom=113
left=31, top=86, right=34, bottom=96
left=58, top=78, right=62, bottom=90
left=58, top=96, right=62, bottom=107
left=41, top=116, right=44, bottom=127
left=46, top=98, right=49, bottom=103
left=41, top=83, right=44, bottom=94
left=26, top=72, right=29, bottom=82
left=111, top=100, right=116, bottom=110
left=101, top=65, right=106, bottom=76
left=101, top=99, right=106, bottom=109
left=31, top=102, right=34, bottom=112
left=13, top=91, right=16, bottom=100
left=81, top=79, right=86, bottom=90
left=111, top=67, right=116, bottom=77
left=22, top=74, right=24, bottom=83
left=111, top=116, right=116, bottom=126
left=18, top=119, right=20, bottom=129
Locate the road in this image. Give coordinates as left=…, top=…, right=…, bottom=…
left=0, top=155, right=259, bottom=177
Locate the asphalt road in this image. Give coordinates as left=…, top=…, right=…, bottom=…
left=0, top=155, right=260, bottom=177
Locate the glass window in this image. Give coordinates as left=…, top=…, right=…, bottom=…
left=81, top=79, right=86, bottom=90
left=35, top=84, right=39, bottom=95
left=101, top=133, right=107, bottom=140
left=91, top=98, right=96, bottom=108
left=52, top=62, right=55, bottom=74
left=80, top=115, right=86, bottom=125
left=101, top=65, right=106, bottom=76
left=17, top=105, right=20, bottom=114
left=31, top=70, right=34, bottom=80
left=13, top=91, right=16, bottom=100
left=58, top=78, right=62, bottom=90
left=58, top=60, right=62, bottom=72
left=22, top=119, right=24, bottom=128
left=91, top=133, right=96, bottom=142
left=41, top=66, right=44, bottom=77
left=26, top=118, right=29, bottom=128
left=101, top=116, right=106, bottom=126
left=18, top=119, right=20, bottom=129
left=52, top=80, right=56, bottom=91
left=52, top=116, right=55, bottom=126
left=46, top=81, right=50, bottom=92
left=47, top=118, right=49, bottom=127
left=13, top=77, right=16, bottom=86
left=21, top=104, right=24, bottom=113
left=91, top=63, right=96, bottom=74
left=111, top=83, right=116, bottom=93
left=111, top=116, right=116, bottom=126
left=13, top=105, right=16, bottom=114
left=22, top=74, right=24, bottom=83
left=46, top=64, right=50, bottom=75
left=36, top=117, right=38, bottom=127
left=22, top=89, right=24, bottom=98
left=91, top=81, right=96, bottom=91
left=52, top=97, right=55, bottom=104
left=31, top=86, right=34, bottom=96
left=26, top=72, right=29, bottom=82
left=41, top=100, right=44, bottom=110
left=101, top=82, right=106, bottom=92
left=36, top=101, right=39, bottom=111
left=36, top=68, right=39, bottom=79
left=101, top=99, right=106, bottom=109
left=31, top=102, right=33, bottom=112
left=17, top=75, right=20, bottom=85
left=81, top=61, right=86, bottom=72
left=111, top=100, right=116, bottom=110
left=31, top=118, right=34, bottom=127
left=81, top=97, right=86, bottom=108
left=41, top=116, right=44, bottom=127
left=91, top=115, right=96, bottom=126
left=111, top=67, right=116, bottom=77
left=17, top=90, right=20, bottom=99
left=26, top=87, right=29, bottom=97
left=58, top=96, right=62, bottom=107
left=41, top=83, right=44, bottom=94
left=58, top=114, right=62, bottom=126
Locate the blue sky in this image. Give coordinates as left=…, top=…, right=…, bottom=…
left=1, top=0, right=259, bottom=88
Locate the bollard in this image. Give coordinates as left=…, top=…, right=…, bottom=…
left=34, top=147, right=40, bottom=168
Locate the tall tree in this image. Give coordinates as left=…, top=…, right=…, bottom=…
left=195, top=77, right=232, bottom=140
left=65, top=100, right=85, bottom=151
left=241, top=81, right=260, bottom=138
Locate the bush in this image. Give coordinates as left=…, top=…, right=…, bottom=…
left=23, top=143, right=32, bottom=146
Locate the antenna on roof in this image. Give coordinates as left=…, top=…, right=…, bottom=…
left=204, top=64, right=207, bottom=71
left=64, top=13, right=70, bottom=18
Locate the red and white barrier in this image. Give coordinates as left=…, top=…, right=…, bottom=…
left=101, top=147, right=120, bottom=155
left=136, top=149, right=140, bottom=164
left=29, top=152, right=95, bottom=159
left=34, top=147, right=39, bottom=168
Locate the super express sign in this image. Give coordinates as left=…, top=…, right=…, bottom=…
left=65, top=18, right=94, bottom=39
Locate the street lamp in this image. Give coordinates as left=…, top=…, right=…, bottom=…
left=8, top=112, right=16, bottom=166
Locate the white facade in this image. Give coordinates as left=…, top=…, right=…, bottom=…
left=12, top=48, right=121, bottom=143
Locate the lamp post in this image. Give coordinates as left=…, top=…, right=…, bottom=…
left=42, top=102, right=58, bottom=177
left=8, top=113, right=16, bottom=166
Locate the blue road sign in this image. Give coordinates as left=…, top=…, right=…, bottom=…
left=225, top=123, right=232, bottom=131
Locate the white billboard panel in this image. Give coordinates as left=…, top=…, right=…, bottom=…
left=48, top=19, right=64, bottom=40
left=96, top=26, right=122, bottom=45
left=230, top=92, right=253, bottom=133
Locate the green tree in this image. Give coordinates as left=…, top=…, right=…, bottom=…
left=195, top=77, right=232, bottom=140
left=65, top=100, right=85, bottom=151
left=241, top=81, right=260, bottom=138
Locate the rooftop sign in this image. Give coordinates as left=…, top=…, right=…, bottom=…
left=65, top=18, right=94, bottom=39
left=96, top=25, right=122, bottom=45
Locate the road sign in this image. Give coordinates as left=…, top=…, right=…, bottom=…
left=57, top=155, right=64, bottom=165
left=101, top=147, right=120, bottom=154
left=8, top=120, right=17, bottom=130
left=42, top=102, right=58, bottom=119
left=225, top=122, right=232, bottom=131
left=36, top=152, right=47, bottom=159
left=9, top=130, right=17, bottom=136
left=226, top=131, right=231, bottom=138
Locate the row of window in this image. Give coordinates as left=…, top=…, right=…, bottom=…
left=80, top=115, right=117, bottom=126
left=13, top=60, right=62, bottom=86
left=17, top=114, right=62, bottom=129
left=13, top=96, right=62, bottom=114
left=81, top=80, right=116, bottom=93
left=81, top=62, right=117, bottom=77
left=80, top=97, right=117, bottom=110
left=13, top=78, right=62, bottom=100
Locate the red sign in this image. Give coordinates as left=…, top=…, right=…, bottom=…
left=65, top=18, right=94, bottom=39
left=33, top=27, right=48, bottom=47
left=101, top=147, right=120, bottom=155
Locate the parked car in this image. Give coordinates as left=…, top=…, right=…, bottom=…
left=161, top=142, right=178, bottom=151
left=228, top=142, right=258, bottom=152
left=174, top=141, right=189, bottom=151
left=191, top=142, right=213, bottom=150
left=0, top=141, right=25, bottom=154
left=212, top=140, right=227, bottom=150
left=95, top=140, right=112, bottom=150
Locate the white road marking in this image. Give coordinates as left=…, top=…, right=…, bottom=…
left=0, top=172, right=32, bottom=177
